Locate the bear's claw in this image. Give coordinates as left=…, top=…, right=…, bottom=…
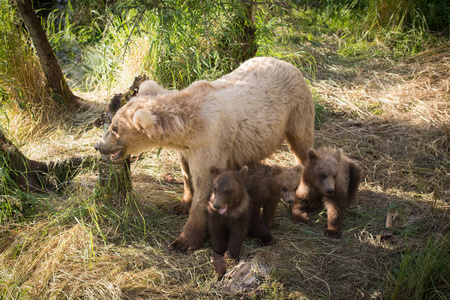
left=324, top=227, right=342, bottom=238
left=170, top=202, right=190, bottom=215
left=168, top=236, right=194, bottom=253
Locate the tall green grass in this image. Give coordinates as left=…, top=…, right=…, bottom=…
left=385, top=235, right=449, bottom=299
left=0, top=159, right=51, bottom=225
left=37, top=0, right=448, bottom=96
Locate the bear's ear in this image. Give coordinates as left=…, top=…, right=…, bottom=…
left=335, top=148, right=343, bottom=161
left=209, top=166, right=222, bottom=177
left=271, top=165, right=283, bottom=176
left=307, top=149, right=319, bottom=164
left=133, top=109, right=157, bottom=133
left=293, top=164, right=304, bottom=174
left=236, top=165, right=248, bottom=182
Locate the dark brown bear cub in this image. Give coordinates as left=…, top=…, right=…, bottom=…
left=246, top=163, right=303, bottom=228
left=208, top=166, right=273, bottom=278
left=291, top=147, right=363, bottom=238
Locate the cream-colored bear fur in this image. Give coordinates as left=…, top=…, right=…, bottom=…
left=95, top=57, right=315, bottom=252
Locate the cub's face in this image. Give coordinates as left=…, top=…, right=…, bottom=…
left=209, top=166, right=248, bottom=215
left=273, top=165, right=303, bottom=204
left=307, top=148, right=342, bottom=196
left=311, top=160, right=338, bottom=196
left=94, top=102, right=153, bottom=161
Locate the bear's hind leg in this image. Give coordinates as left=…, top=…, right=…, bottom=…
left=248, top=210, right=274, bottom=246
left=347, top=160, right=363, bottom=203
left=171, top=153, right=194, bottom=215
left=285, top=112, right=314, bottom=165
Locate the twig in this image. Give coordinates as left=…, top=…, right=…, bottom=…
left=122, top=10, right=145, bottom=63
left=200, top=0, right=211, bottom=50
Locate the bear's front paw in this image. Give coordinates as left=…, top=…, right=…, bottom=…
left=168, top=236, right=194, bottom=253
left=324, top=227, right=342, bottom=238
left=170, top=201, right=190, bottom=215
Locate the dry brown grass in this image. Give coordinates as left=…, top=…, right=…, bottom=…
left=1, top=47, right=449, bottom=299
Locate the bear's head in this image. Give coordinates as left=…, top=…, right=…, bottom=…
left=272, top=164, right=303, bottom=203
left=94, top=98, right=163, bottom=161
left=307, top=147, right=343, bottom=196
left=209, top=166, right=249, bottom=215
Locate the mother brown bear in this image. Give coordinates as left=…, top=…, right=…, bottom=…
left=94, top=57, right=314, bottom=252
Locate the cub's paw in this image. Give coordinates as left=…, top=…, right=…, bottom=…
left=211, top=252, right=227, bottom=279
left=291, top=210, right=312, bottom=225
left=260, top=234, right=275, bottom=246
left=324, top=227, right=342, bottom=239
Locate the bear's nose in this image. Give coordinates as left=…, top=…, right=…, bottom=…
left=288, top=199, right=294, bottom=204
left=326, top=188, right=334, bottom=195
left=213, top=203, right=220, bottom=210
left=94, top=142, right=99, bottom=151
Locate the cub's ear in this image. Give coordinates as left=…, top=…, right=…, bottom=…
left=307, top=148, right=319, bottom=164
left=133, top=109, right=157, bottom=133
left=293, top=164, right=304, bottom=173
left=271, top=165, right=283, bottom=176
left=237, top=165, right=248, bottom=182
left=209, top=166, right=222, bottom=177
left=335, top=148, right=343, bottom=161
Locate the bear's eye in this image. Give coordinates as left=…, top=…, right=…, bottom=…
left=111, top=125, right=119, bottom=134
left=334, top=175, right=337, bottom=179
left=282, top=187, right=288, bottom=192
left=320, top=174, right=327, bottom=179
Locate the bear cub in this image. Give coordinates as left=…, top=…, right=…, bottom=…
left=208, top=166, right=273, bottom=278
left=246, top=163, right=303, bottom=228
left=290, top=147, right=363, bottom=238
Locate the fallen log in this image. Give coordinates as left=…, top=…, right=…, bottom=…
left=0, top=130, right=96, bottom=193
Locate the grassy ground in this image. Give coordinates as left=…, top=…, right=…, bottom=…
left=1, top=47, right=448, bottom=299
left=1, top=3, right=449, bottom=299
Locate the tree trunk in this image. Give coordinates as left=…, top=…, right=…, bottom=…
left=218, top=2, right=258, bottom=70
left=96, top=76, right=147, bottom=207
left=0, top=130, right=96, bottom=193
left=97, top=93, right=132, bottom=207
left=13, top=0, right=91, bottom=110
left=237, top=2, right=258, bottom=63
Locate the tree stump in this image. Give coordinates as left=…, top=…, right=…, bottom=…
left=96, top=76, right=147, bottom=207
